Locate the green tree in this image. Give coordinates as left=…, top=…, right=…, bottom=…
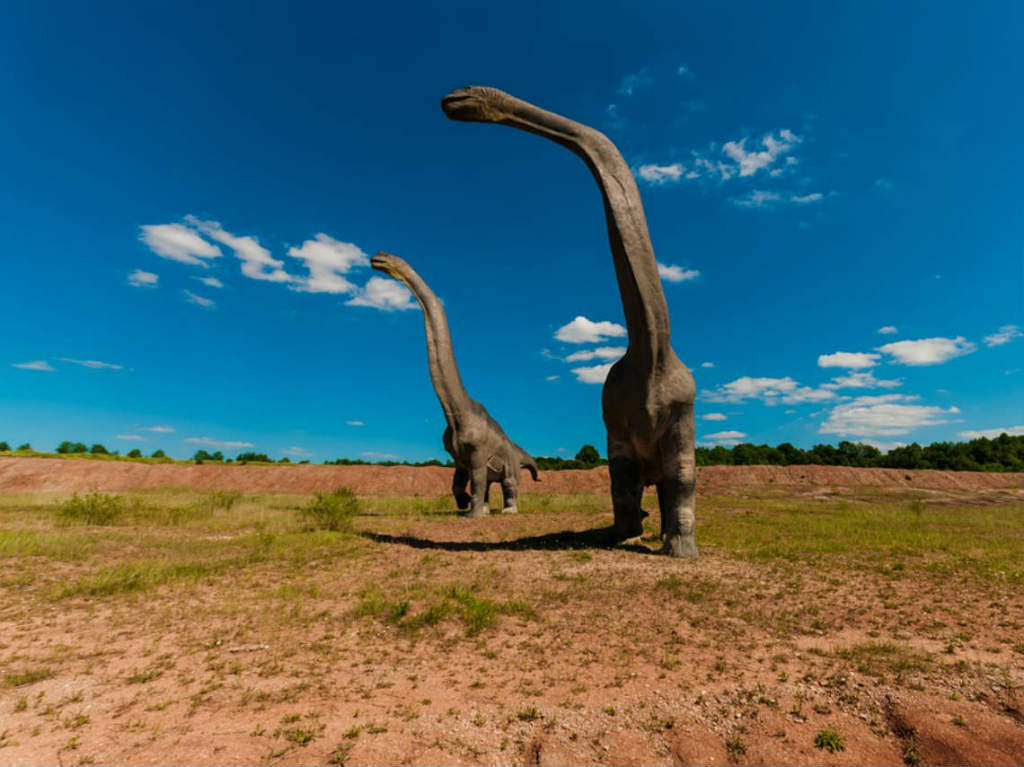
left=127, top=448, right=143, bottom=458
left=151, top=449, right=167, bottom=459
left=17, top=443, right=31, bottom=451
left=89, top=443, right=109, bottom=455
left=56, top=441, right=88, bottom=454
left=0, top=441, right=10, bottom=451
left=575, top=444, right=601, bottom=464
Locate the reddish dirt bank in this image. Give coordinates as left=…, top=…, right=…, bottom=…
left=1, top=456, right=1022, bottom=496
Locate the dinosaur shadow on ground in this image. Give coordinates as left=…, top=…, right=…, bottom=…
left=360, top=525, right=653, bottom=555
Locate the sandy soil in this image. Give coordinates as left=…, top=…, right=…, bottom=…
left=2, top=456, right=1023, bottom=498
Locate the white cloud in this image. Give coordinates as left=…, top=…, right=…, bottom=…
left=287, top=234, right=369, bottom=294
left=282, top=446, right=312, bottom=457
left=555, top=316, right=627, bottom=344
left=346, top=420, right=365, bottom=426
left=704, top=375, right=837, bottom=405
left=861, top=439, right=905, bottom=452
left=187, top=216, right=293, bottom=283
left=818, top=351, right=881, bottom=369
left=701, top=361, right=714, bottom=368
left=875, top=177, right=893, bottom=191
left=619, top=69, right=653, bottom=96
left=57, top=358, right=123, bottom=370
left=184, top=290, right=215, bottom=308
left=677, top=64, right=693, bottom=77
left=141, top=425, right=175, bottom=433
left=819, top=394, right=958, bottom=437
left=345, top=276, right=417, bottom=311
left=572, top=363, right=614, bottom=384
left=704, top=430, right=747, bottom=441
left=140, top=223, right=222, bottom=266
left=957, top=425, right=1024, bottom=440
left=184, top=436, right=255, bottom=449
left=545, top=375, right=559, bottom=381
left=564, top=346, right=626, bottom=363
left=877, top=325, right=898, bottom=335
left=196, top=276, right=223, bottom=288
left=657, top=262, right=700, bottom=282
left=637, top=164, right=684, bottom=184
left=731, top=189, right=781, bottom=208
left=877, top=336, right=977, bottom=366
left=722, top=130, right=801, bottom=178
left=700, top=413, right=728, bottom=421
left=12, top=360, right=55, bottom=372
left=362, top=451, right=400, bottom=460
left=825, top=370, right=902, bottom=390
left=790, top=193, right=824, bottom=204
left=128, top=269, right=159, bottom=288
left=117, top=434, right=147, bottom=442
left=983, top=325, right=1022, bottom=347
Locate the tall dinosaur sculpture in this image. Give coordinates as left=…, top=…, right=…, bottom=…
left=371, top=252, right=539, bottom=517
left=441, top=86, right=698, bottom=558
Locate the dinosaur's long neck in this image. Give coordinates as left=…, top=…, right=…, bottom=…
left=391, top=263, right=472, bottom=424
left=496, top=98, right=671, bottom=367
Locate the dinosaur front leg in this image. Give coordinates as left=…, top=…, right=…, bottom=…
left=608, top=435, right=645, bottom=540
left=657, top=419, right=698, bottom=559
left=467, top=463, right=490, bottom=518
left=451, top=466, right=471, bottom=510
left=500, top=474, right=518, bottom=514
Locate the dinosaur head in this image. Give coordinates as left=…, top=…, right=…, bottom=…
left=441, top=86, right=513, bottom=123
left=370, top=252, right=410, bottom=281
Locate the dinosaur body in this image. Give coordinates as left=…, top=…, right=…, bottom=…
left=371, top=252, right=538, bottom=517
left=441, top=87, right=697, bottom=557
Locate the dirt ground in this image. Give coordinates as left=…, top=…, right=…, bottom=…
left=2, top=456, right=1023, bottom=498
left=0, top=463, right=1022, bottom=766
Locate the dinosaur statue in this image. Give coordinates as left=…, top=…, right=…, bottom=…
left=371, top=252, right=539, bottom=517
left=441, top=86, right=697, bottom=558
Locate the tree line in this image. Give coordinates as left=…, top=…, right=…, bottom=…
left=2, top=434, right=1022, bottom=472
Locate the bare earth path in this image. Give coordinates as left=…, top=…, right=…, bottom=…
left=1, top=462, right=1022, bottom=766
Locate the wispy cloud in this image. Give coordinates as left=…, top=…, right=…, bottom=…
left=637, top=164, right=684, bottom=184
left=957, top=425, right=1024, bottom=440
left=676, top=64, right=694, bottom=78
left=12, top=360, right=55, bottom=372
left=345, top=276, right=417, bottom=311
left=824, top=370, right=902, bottom=390
left=361, top=451, right=400, bottom=461
left=704, top=430, right=747, bottom=441
left=618, top=69, right=653, bottom=97
left=57, top=358, right=123, bottom=370
left=140, top=223, right=222, bottom=266
left=117, top=434, right=147, bottom=441
left=704, top=376, right=837, bottom=405
left=983, top=324, right=1022, bottom=347
left=545, top=375, right=559, bottom=381
left=282, top=446, right=312, bottom=457
left=196, top=276, right=223, bottom=289
left=571, top=363, right=614, bottom=384
left=141, top=425, right=175, bottom=433
left=346, top=420, right=365, bottom=427
left=184, top=290, right=215, bottom=308
left=186, top=216, right=293, bottom=283
left=731, top=190, right=830, bottom=209
left=701, top=362, right=714, bottom=368
left=184, top=436, right=254, bottom=449
left=555, top=316, right=627, bottom=344
left=700, top=413, right=728, bottom=421
left=657, top=263, right=700, bottom=282
left=722, top=130, right=802, bottom=178
left=128, top=269, right=158, bottom=288
left=820, top=394, right=959, bottom=437
left=877, top=325, right=898, bottom=335
left=564, top=346, right=626, bottom=363
left=817, top=352, right=880, bottom=369
left=877, top=336, right=976, bottom=366
left=287, top=234, right=369, bottom=294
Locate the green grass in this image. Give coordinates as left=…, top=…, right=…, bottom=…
left=3, top=668, right=53, bottom=687
left=833, top=641, right=933, bottom=677
left=814, top=728, right=846, bottom=753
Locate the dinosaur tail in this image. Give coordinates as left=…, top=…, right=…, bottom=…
left=520, top=454, right=540, bottom=482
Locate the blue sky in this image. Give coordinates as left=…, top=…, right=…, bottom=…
left=1, top=0, right=1021, bottom=461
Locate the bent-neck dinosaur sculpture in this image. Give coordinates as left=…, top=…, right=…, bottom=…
left=441, top=87, right=697, bottom=558
left=371, top=252, right=539, bottom=517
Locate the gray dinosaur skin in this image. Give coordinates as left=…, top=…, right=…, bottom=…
left=441, top=86, right=698, bottom=558
left=371, top=252, right=539, bottom=517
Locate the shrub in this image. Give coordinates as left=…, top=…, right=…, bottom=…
left=151, top=449, right=166, bottom=459
left=16, top=443, right=30, bottom=451
left=89, top=443, right=109, bottom=455
left=299, top=487, right=359, bottom=531
left=57, top=492, right=125, bottom=525
left=0, top=442, right=9, bottom=451
left=237, top=451, right=272, bottom=463
left=56, top=441, right=88, bottom=454
left=814, top=728, right=845, bottom=753
left=127, top=449, right=143, bottom=458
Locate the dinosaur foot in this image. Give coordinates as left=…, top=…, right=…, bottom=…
left=500, top=505, right=518, bottom=515
left=661, top=533, right=698, bottom=559
left=465, top=505, right=490, bottom=519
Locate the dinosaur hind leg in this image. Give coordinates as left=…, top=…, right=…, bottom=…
left=452, top=466, right=471, bottom=510
left=467, top=464, right=490, bottom=518
left=608, top=435, right=645, bottom=540
left=656, top=416, right=698, bottom=559
left=500, top=475, right=518, bottom=514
